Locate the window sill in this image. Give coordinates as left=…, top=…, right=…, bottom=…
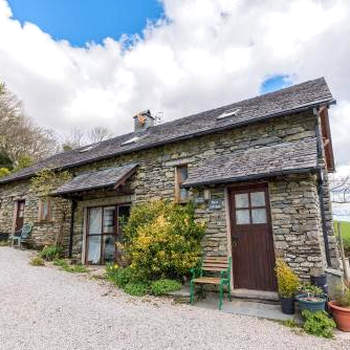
left=35, top=220, right=55, bottom=225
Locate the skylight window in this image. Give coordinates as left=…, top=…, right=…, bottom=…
left=78, top=145, right=96, bottom=153
left=121, top=136, right=140, bottom=146
left=216, top=108, right=241, bottom=120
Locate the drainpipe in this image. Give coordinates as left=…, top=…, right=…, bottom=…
left=314, top=108, right=331, bottom=267
left=68, top=199, right=77, bottom=258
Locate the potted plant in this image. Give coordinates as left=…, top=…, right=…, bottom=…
left=296, top=282, right=327, bottom=313
left=275, top=258, right=300, bottom=314
left=328, top=282, right=350, bottom=331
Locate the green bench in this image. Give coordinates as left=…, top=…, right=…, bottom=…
left=190, top=256, right=232, bottom=310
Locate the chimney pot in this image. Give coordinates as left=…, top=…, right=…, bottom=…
left=133, top=110, right=154, bottom=132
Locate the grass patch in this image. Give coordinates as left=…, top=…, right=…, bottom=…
left=30, top=256, right=45, bottom=266
left=53, top=258, right=88, bottom=273
left=335, top=221, right=350, bottom=256
left=0, top=240, right=9, bottom=247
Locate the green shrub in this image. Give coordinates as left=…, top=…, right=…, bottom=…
left=0, top=167, right=10, bottom=178
left=40, top=245, right=63, bottom=261
left=30, top=256, right=45, bottom=266
left=302, top=310, right=336, bottom=338
left=124, top=200, right=206, bottom=281
left=150, top=279, right=182, bottom=296
left=275, top=258, right=300, bottom=298
left=105, top=264, right=134, bottom=287
left=123, top=281, right=149, bottom=296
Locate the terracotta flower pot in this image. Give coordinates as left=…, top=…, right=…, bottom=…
left=328, top=301, right=350, bottom=332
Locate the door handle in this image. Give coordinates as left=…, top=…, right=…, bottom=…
left=232, top=237, right=238, bottom=248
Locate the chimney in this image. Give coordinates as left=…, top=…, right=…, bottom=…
left=133, top=110, right=155, bottom=132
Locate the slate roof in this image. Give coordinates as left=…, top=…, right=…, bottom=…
left=0, top=77, right=333, bottom=185
left=182, top=138, right=319, bottom=187
left=53, top=163, right=138, bottom=196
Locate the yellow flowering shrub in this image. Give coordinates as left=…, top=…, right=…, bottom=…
left=124, top=200, right=206, bottom=280
left=275, top=258, right=300, bottom=298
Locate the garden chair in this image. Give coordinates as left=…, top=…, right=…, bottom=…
left=190, top=256, right=232, bottom=310
left=10, top=223, right=33, bottom=248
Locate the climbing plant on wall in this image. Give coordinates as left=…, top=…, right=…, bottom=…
left=31, top=168, right=72, bottom=246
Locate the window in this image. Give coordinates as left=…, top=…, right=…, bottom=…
left=39, top=199, right=51, bottom=221
left=234, top=191, right=267, bottom=225
left=175, top=165, right=189, bottom=202
left=86, top=204, right=131, bottom=265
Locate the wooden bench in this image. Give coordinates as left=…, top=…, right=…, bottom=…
left=190, top=256, right=232, bottom=310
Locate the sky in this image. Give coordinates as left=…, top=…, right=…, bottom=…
left=0, top=1, right=349, bottom=179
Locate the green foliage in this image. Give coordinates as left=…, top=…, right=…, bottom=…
left=53, top=258, right=88, bottom=273
left=150, top=279, right=182, bottom=296
left=30, top=256, right=45, bottom=266
left=123, top=281, right=149, bottom=296
left=105, top=264, right=135, bottom=288
left=282, top=319, right=299, bottom=328
left=31, top=168, right=72, bottom=246
left=275, top=258, right=300, bottom=298
left=0, top=152, right=12, bottom=170
left=0, top=167, right=10, bottom=178
left=124, top=200, right=206, bottom=281
left=53, top=258, right=67, bottom=267
left=302, top=310, right=336, bottom=338
left=13, top=155, right=33, bottom=172
left=0, top=240, right=9, bottom=246
left=334, top=283, right=350, bottom=307
left=39, top=245, right=63, bottom=261
left=298, top=282, right=324, bottom=297
left=31, top=168, right=72, bottom=197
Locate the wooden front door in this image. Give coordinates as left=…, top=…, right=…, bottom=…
left=15, top=200, right=25, bottom=231
left=229, top=184, right=277, bottom=291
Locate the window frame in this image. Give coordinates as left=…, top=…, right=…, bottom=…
left=175, top=164, right=189, bottom=203
left=85, top=203, right=131, bottom=265
left=39, top=198, right=52, bottom=222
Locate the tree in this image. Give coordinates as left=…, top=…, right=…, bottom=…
left=31, top=169, right=72, bottom=247
left=0, top=82, right=57, bottom=167
left=87, top=126, right=113, bottom=143
left=61, top=127, right=113, bottom=151
left=0, top=167, right=10, bottom=178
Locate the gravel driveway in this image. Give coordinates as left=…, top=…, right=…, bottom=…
left=0, top=247, right=348, bottom=350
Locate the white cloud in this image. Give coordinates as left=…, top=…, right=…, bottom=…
left=0, top=0, right=349, bottom=168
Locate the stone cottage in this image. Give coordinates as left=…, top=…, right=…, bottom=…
left=0, top=77, right=340, bottom=295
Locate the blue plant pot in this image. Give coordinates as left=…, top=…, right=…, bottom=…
left=296, top=294, right=327, bottom=313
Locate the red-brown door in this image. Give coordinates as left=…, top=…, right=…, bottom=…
left=229, top=184, right=277, bottom=291
left=15, top=200, right=25, bottom=231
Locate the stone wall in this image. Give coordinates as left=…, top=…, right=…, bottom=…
left=0, top=179, right=71, bottom=249
left=269, top=174, right=326, bottom=279
left=0, top=111, right=337, bottom=279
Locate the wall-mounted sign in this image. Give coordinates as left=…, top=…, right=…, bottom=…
left=209, top=199, right=223, bottom=210
left=194, top=197, right=205, bottom=204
